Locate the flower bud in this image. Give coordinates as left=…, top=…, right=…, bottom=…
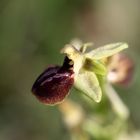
left=107, top=53, right=134, bottom=86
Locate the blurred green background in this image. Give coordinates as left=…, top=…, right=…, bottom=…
left=0, top=0, right=140, bottom=140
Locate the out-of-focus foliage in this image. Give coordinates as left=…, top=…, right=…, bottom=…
left=0, top=0, right=140, bottom=140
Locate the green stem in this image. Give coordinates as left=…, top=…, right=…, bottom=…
left=105, top=83, right=129, bottom=120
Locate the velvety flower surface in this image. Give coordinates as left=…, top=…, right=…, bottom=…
left=32, top=57, right=74, bottom=105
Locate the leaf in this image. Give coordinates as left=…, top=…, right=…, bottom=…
left=74, top=70, right=102, bottom=102
left=84, top=58, right=107, bottom=76
left=86, top=43, right=128, bottom=60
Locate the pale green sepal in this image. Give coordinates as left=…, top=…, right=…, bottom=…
left=96, top=74, right=106, bottom=93
left=74, top=70, right=102, bottom=102
left=80, top=43, right=93, bottom=53
left=84, top=58, right=107, bottom=76
left=86, top=43, right=128, bottom=60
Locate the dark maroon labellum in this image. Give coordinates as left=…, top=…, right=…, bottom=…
left=32, top=57, right=74, bottom=105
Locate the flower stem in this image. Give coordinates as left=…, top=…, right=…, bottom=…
left=105, top=83, right=129, bottom=120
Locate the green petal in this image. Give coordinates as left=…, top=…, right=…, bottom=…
left=96, top=74, right=106, bottom=93
left=84, top=58, right=107, bottom=76
left=74, top=70, right=102, bottom=102
left=86, top=43, right=128, bottom=60
left=80, top=43, right=93, bottom=53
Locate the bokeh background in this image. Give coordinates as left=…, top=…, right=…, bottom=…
left=0, top=0, right=140, bottom=140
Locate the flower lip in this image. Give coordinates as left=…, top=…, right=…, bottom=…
left=32, top=65, right=60, bottom=92
left=32, top=57, right=74, bottom=105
